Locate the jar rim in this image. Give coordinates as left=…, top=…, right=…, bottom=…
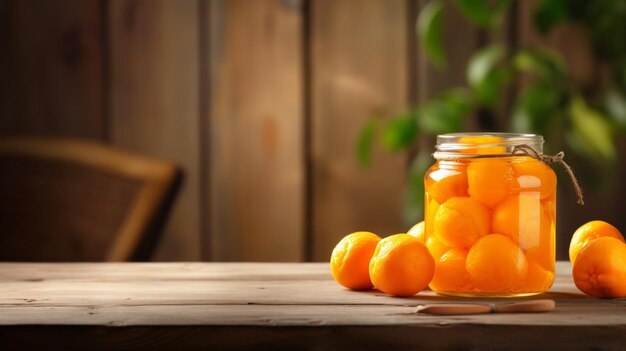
left=436, top=133, right=544, bottom=153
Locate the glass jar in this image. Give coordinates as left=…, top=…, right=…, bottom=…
left=424, top=133, right=556, bottom=297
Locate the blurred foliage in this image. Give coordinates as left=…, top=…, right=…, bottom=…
left=357, top=0, right=626, bottom=226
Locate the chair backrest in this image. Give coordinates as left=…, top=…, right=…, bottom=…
left=0, top=137, right=182, bottom=262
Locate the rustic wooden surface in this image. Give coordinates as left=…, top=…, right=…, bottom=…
left=1, top=262, right=625, bottom=350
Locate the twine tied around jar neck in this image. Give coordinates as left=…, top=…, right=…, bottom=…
left=433, top=144, right=584, bottom=206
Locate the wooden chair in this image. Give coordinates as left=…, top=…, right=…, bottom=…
left=0, top=137, right=182, bottom=262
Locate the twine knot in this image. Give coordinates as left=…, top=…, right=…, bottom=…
left=434, top=144, right=584, bottom=206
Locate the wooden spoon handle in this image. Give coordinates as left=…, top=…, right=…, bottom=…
left=495, top=299, right=555, bottom=313
left=416, top=303, right=492, bottom=315
left=416, top=299, right=556, bottom=315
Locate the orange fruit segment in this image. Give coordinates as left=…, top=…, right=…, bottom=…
left=467, top=160, right=515, bottom=208
left=434, top=197, right=491, bottom=249
left=330, top=231, right=381, bottom=290
left=525, top=230, right=555, bottom=272
left=424, top=199, right=440, bottom=239
left=569, top=220, right=625, bottom=264
left=543, top=198, right=556, bottom=222
left=513, top=157, right=557, bottom=199
left=429, top=248, right=471, bottom=292
left=425, top=166, right=468, bottom=204
left=524, top=198, right=556, bottom=271
left=425, top=197, right=447, bottom=260
left=572, top=236, right=626, bottom=298
left=466, top=234, right=528, bottom=293
left=457, top=135, right=506, bottom=154
left=492, top=194, right=551, bottom=250
left=521, top=262, right=555, bottom=292
left=369, top=234, right=435, bottom=296
left=407, top=221, right=425, bottom=243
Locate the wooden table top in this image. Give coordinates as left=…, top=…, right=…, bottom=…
left=1, top=261, right=625, bottom=350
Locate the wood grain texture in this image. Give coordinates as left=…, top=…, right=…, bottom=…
left=0, top=0, right=104, bottom=138
left=207, top=0, right=305, bottom=261
left=0, top=263, right=588, bottom=308
left=310, top=0, right=409, bottom=261
left=108, top=0, right=201, bottom=260
left=1, top=262, right=626, bottom=350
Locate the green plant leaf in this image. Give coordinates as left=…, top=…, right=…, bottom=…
left=615, top=63, right=626, bottom=92
left=467, top=45, right=510, bottom=107
left=381, top=112, right=418, bottom=152
left=565, top=129, right=597, bottom=161
left=534, top=0, right=569, bottom=34
left=356, top=118, right=378, bottom=168
left=568, top=96, right=616, bottom=162
left=577, top=0, right=626, bottom=61
left=513, top=49, right=566, bottom=83
left=468, top=45, right=506, bottom=86
left=564, top=129, right=608, bottom=189
left=454, top=0, right=513, bottom=28
left=441, top=88, right=473, bottom=116
left=417, top=0, right=445, bottom=69
left=510, top=82, right=560, bottom=134
left=404, top=152, right=433, bottom=226
left=605, top=89, right=626, bottom=131
left=419, top=90, right=471, bottom=134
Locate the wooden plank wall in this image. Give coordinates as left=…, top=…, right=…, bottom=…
left=206, top=0, right=305, bottom=261
left=108, top=0, right=202, bottom=260
left=309, top=0, right=408, bottom=261
left=0, top=0, right=605, bottom=261
left=0, top=0, right=104, bottom=139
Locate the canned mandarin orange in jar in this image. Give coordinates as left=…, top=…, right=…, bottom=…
left=424, top=133, right=556, bottom=297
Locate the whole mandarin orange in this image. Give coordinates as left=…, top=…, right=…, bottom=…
left=434, top=197, right=491, bottom=249
left=407, top=221, right=425, bottom=243
left=369, top=234, right=435, bottom=296
left=425, top=165, right=468, bottom=204
left=457, top=135, right=506, bottom=154
left=429, top=248, right=471, bottom=292
left=466, top=234, right=528, bottom=293
left=330, top=231, right=381, bottom=290
left=512, top=157, right=557, bottom=199
left=569, top=220, right=625, bottom=264
left=426, top=235, right=450, bottom=261
left=572, top=236, right=626, bottom=298
left=492, top=194, right=551, bottom=250
left=467, top=159, right=515, bottom=208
